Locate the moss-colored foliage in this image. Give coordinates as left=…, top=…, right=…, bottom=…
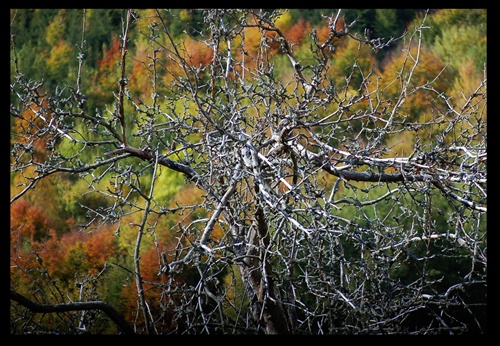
left=422, top=9, right=486, bottom=45
left=87, top=34, right=122, bottom=109
left=274, top=10, right=293, bottom=31
left=84, top=9, right=127, bottom=64
left=159, top=9, right=206, bottom=38
left=327, top=37, right=376, bottom=93
left=44, top=9, right=68, bottom=46
left=415, top=9, right=486, bottom=83
left=151, top=166, right=185, bottom=205
left=344, top=9, right=419, bottom=41
left=434, top=25, right=486, bottom=78
left=288, top=9, right=338, bottom=27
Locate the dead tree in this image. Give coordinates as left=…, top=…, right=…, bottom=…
left=10, top=9, right=486, bottom=334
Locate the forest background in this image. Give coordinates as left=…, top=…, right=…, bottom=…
left=10, top=8, right=487, bottom=334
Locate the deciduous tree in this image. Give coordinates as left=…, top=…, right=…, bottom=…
left=10, top=9, right=486, bottom=334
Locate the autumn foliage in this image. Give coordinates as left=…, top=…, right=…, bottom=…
left=10, top=9, right=486, bottom=334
